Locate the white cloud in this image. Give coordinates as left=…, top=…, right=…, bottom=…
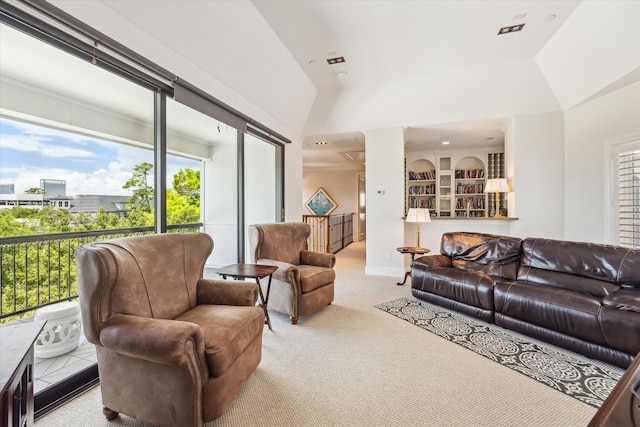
left=1, top=165, right=133, bottom=196
left=0, top=134, right=96, bottom=158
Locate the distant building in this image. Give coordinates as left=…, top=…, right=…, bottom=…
left=48, top=197, right=73, bottom=209
left=69, top=195, right=130, bottom=218
left=40, top=179, right=66, bottom=198
left=0, top=183, right=15, bottom=194
left=0, top=193, right=46, bottom=209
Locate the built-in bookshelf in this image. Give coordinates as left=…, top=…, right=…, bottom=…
left=405, top=150, right=505, bottom=218
left=406, top=159, right=436, bottom=213
left=454, top=156, right=486, bottom=217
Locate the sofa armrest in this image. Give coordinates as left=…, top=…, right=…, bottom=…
left=100, top=314, right=206, bottom=370
left=197, top=278, right=258, bottom=306
left=413, top=254, right=452, bottom=269
left=300, top=250, right=336, bottom=268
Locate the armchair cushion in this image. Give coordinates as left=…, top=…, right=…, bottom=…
left=298, top=265, right=336, bottom=293
left=176, top=305, right=264, bottom=377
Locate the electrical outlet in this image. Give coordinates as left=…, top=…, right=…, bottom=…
left=385, top=252, right=391, bottom=260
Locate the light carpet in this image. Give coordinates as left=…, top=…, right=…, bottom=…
left=36, top=240, right=601, bottom=427
left=375, top=297, right=624, bottom=409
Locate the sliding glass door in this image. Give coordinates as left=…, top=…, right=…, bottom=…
left=244, top=133, right=283, bottom=260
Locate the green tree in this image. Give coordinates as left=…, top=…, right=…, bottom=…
left=39, top=206, right=72, bottom=232
left=172, top=168, right=200, bottom=204
left=167, top=189, right=199, bottom=224
left=24, top=187, right=44, bottom=194
left=92, top=207, right=122, bottom=229
left=123, top=161, right=154, bottom=213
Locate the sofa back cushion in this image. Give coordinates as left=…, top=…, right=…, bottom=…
left=440, top=232, right=522, bottom=280
left=517, top=238, right=640, bottom=297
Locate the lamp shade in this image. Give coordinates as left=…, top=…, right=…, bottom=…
left=406, top=208, right=431, bottom=223
left=484, top=178, right=510, bottom=193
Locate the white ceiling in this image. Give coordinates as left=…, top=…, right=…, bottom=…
left=4, top=1, right=619, bottom=172
left=253, top=0, right=581, bottom=169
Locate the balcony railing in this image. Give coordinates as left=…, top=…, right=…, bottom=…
left=0, top=224, right=201, bottom=323
left=303, top=214, right=354, bottom=254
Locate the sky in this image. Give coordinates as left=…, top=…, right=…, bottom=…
left=0, top=117, right=199, bottom=197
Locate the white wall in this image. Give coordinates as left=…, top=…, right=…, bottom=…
left=564, top=81, right=640, bottom=244
left=303, top=170, right=359, bottom=216
left=510, top=111, right=565, bottom=240
left=364, top=127, right=405, bottom=277
left=303, top=169, right=361, bottom=244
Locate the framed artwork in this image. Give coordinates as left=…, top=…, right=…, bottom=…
left=305, top=187, right=338, bottom=216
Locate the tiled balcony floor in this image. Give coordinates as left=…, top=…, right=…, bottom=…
left=3, top=316, right=97, bottom=394
left=34, top=334, right=97, bottom=393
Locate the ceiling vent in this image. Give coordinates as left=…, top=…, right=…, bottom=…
left=327, top=56, right=345, bottom=65
left=498, top=24, right=525, bottom=35
left=339, top=151, right=365, bottom=161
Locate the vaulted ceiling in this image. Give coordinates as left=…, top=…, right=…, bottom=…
left=40, top=1, right=640, bottom=170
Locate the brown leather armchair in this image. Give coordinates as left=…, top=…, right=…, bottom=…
left=75, top=233, right=264, bottom=427
left=248, top=222, right=336, bottom=324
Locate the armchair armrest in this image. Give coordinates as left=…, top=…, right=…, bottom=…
left=301, top=250, right=336, bottom=268
left=197, top=278, right=258, bottom=306
left=257, top=258, right=301, bottom=292
left=413, top=254, right=452, bottom=269
left=99, top=314, right=207, bottom=371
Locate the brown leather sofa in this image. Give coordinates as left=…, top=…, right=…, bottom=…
left=411, top=232, right=640, bottom=368
left=76, top=233, right=264, bottom=427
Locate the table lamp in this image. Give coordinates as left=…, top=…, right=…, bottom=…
left=484, top=178, right=510, bottom=217
left=405, top=208, right=431, bottom=249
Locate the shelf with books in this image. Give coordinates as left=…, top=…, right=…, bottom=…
left=406, top=159, right=436, bottom=214
left=454, top=156, right=487, bottom=217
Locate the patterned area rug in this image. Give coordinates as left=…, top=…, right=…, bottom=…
left=375, top=297, right=624, bottom=409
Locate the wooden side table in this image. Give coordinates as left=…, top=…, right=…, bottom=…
left=216, top=263, right=278, bottom=330
left=396, top=247, right=430, bottom=286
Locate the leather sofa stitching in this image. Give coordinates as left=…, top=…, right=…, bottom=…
left=616, top=250, right=632, bottom=284
left=596, top=305, right=613, bottom=348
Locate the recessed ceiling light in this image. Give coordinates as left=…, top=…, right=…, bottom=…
left=544, top=14, right=557, bottom=21
left=442, top=141, right=450, bottom=145
left=498, top=24, right=526, bottom=35
left=513, top=13, right=527, bottom=20
left=327, top=56, right=346, bottom=65
left=308, top=59, right=317, bottom=66
left=335, top=70, right=348, bottom=77
left=316, top=141, right=328, bottom=145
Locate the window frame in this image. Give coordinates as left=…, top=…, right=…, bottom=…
left=606, top=134, right=640, bottom=247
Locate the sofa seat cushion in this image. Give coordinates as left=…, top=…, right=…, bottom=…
left=494, top=282, right=608, bottom=346
left=298, top=265, right=335, bottom=293
left=602, top=289, right=640, bottom=313
left=412, top=267, right=496, bottom=311
left=176, top=304, right=264, bottom=377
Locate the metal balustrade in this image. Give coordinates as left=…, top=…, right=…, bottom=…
left=0, top=224, right=201, bottom=322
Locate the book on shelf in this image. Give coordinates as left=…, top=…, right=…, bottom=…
left=454, top=169, right=485, bottom=179
left=408, top=170, right=436, bottom=180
